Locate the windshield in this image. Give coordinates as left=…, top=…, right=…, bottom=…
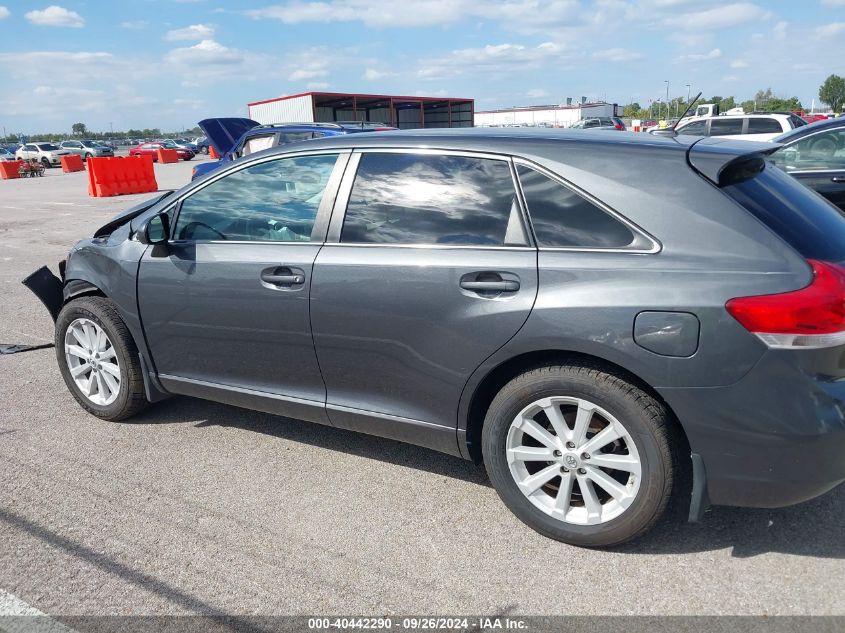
left=160, top=140, right=177, bottom=148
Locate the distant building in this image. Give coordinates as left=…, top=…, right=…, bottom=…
left=248, top=92, right=474, bottom=129
left=474, top=102, right=619, bottom=128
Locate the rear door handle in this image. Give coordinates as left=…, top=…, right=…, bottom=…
left=831, top=176, right=845, bottom=183
left=460, top=280, right=520, bottom=292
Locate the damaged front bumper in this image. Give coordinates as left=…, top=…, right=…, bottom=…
left=21, top=263, right=65, bottom=322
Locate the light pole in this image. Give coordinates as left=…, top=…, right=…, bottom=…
left=664, top=80, right=669, bottom=119
left=686, top=84, right=691, bottom=104
left=109, top=122, right=113, bottom=136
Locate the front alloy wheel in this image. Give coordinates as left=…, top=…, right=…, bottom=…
left=64, top=318, right=121, bottom=406
left=56, top=296, right=148, bottom=420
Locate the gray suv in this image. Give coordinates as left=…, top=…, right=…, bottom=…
left=59, top=139, right=114, bottom=159
left=23, top=129, right=845, bottom=547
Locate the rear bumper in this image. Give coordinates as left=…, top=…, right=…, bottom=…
left=662, top=349, right=845, bottom=508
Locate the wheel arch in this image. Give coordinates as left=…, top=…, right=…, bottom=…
left=63, top=278, right=106, bottom=303
left=461, top=349, right=691, bottom=466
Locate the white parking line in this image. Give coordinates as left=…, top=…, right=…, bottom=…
left=0, top=589, right=78, bottom=633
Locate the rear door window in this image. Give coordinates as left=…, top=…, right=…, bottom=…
left=517, top=165, right=636, bottom=248
left=724, top=162, right=845, bottom=261
left=341, top=153, right=526, bottom=246
left=710, top=118, right=745, bottom=136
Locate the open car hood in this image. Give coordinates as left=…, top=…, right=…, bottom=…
left=198, top=117, right=260, bottom=156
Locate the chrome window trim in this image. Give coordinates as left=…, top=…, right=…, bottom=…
left=512, top=157, right=662, bottom=254
left=327, top=148, right=530, bottom=247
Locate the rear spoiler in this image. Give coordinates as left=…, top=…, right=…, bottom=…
left=687, top=137, right=781, bottom=187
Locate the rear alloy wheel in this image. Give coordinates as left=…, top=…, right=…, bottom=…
left=41, top=157, right=50, bottom=168
left=56, top=296, right=148, bottom=420
left=85, top=152, right=93, bottom=160
left=482, top=365, right=674, bottom=547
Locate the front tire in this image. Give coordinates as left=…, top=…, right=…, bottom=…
left=482, top=364, right=674, bottom=547
left=41, top=157, right=50, bottom=168
left=56, top=296, right=148, bottom=421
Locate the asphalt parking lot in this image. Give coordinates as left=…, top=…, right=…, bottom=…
left=1, top=159, right=844, bottom=619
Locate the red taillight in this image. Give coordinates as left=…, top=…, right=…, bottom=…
left=615, top=123, right=624, bottom=130
left=726, top=260, right=845, bottom=349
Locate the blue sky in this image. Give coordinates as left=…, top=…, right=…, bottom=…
left=1, top=0, right=844, bottom=133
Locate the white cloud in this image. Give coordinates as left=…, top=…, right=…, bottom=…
left=592, top=48, right=643, bottom=62
left=676, top=48, right=722, bottom=62
left=120, top=20, right=148, bottom=30
left=307, top=81, right=330, bottom=90
left=417, top=41, right=572, bottom=81
left=772, top=20, right=787, bottom=40
left=24, top=5, right=84, bottom=27
left=248, top=0, right=591, bottom=36
left=663, top=3, right=770, bottom=30
left=821, top=0, right=845, bottom=6
left=526, top=88, right=548, bottom=99
left=816, top=22, right=845, bottom=37
left=165, top=23, right=216, bottom=41
left=730, top=59, right=749, bottom=68
left=165, top=39, right=244, bottom=69
left=363, top=68, right=392, bottom=81
left=0, top=6, right=9, bottom=20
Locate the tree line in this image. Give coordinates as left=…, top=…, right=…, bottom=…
left=624, top=75, right=845, bottom=120
left=2, top=125, right=203, bottom=144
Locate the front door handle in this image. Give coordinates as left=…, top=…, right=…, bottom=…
left=460, top=280, right=520, bottom=292
left=831, top=176, right=845, bottom=183
left=261, top=267, right=305, bottom=287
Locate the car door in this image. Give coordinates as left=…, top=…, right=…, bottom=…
left=771, top=127, right=845, bottom=212
left=310, top=150, right=539, bottom=453
left=137, top=150, right=349, bottom=424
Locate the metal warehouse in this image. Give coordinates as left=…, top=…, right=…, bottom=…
left=248, top=92, right=474, bottom=129
left=475, top=101, right=619, bottom=128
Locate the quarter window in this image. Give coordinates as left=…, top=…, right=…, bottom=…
left=517, top=165, right=635, bottom=248
left=174, top=154, right=339, bottom=242
left=341, top=153, right=526, bottom=246
left=747, top=118, right=783, bottom=134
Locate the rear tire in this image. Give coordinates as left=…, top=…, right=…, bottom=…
left=482, top=364, right=674, bottom=547
left=41, top=157, right=50, bottom=168
left=56, top=296, right=148, bottom=421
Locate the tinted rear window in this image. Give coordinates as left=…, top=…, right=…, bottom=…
left=723, top=162, right=845, bottom=261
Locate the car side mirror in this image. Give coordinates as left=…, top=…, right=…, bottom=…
left=139, top=213, right=170, bottom=245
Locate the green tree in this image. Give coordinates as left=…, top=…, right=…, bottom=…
left=71, top=122, right=87, bottom=136
left=819, top=74, right=845, bottom=113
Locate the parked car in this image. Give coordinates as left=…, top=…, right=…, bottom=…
left=193, top=136, right=210, bottom=154
left=129, top=141, right=194, bottom=162
left=171, top=138, right=198, bottom=153
left=769, top=116, right=845, bottom=212
left=59, top=139, right=114, bottom=160
left=24, top=129, right=845, bottom=547
left=0, top=147, right=17, bottom=161
left=15, top=142, right=71, bottom=168
left=191, top=118, right=396, bottom=180
left=674, top=113, right=806, bottom=141
left=570, top=116, right=626, bottom=130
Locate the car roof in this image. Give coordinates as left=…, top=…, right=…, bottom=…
left=248, top=127, right=703, bottom=157
left=773, top=115, right=845, bottom=144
